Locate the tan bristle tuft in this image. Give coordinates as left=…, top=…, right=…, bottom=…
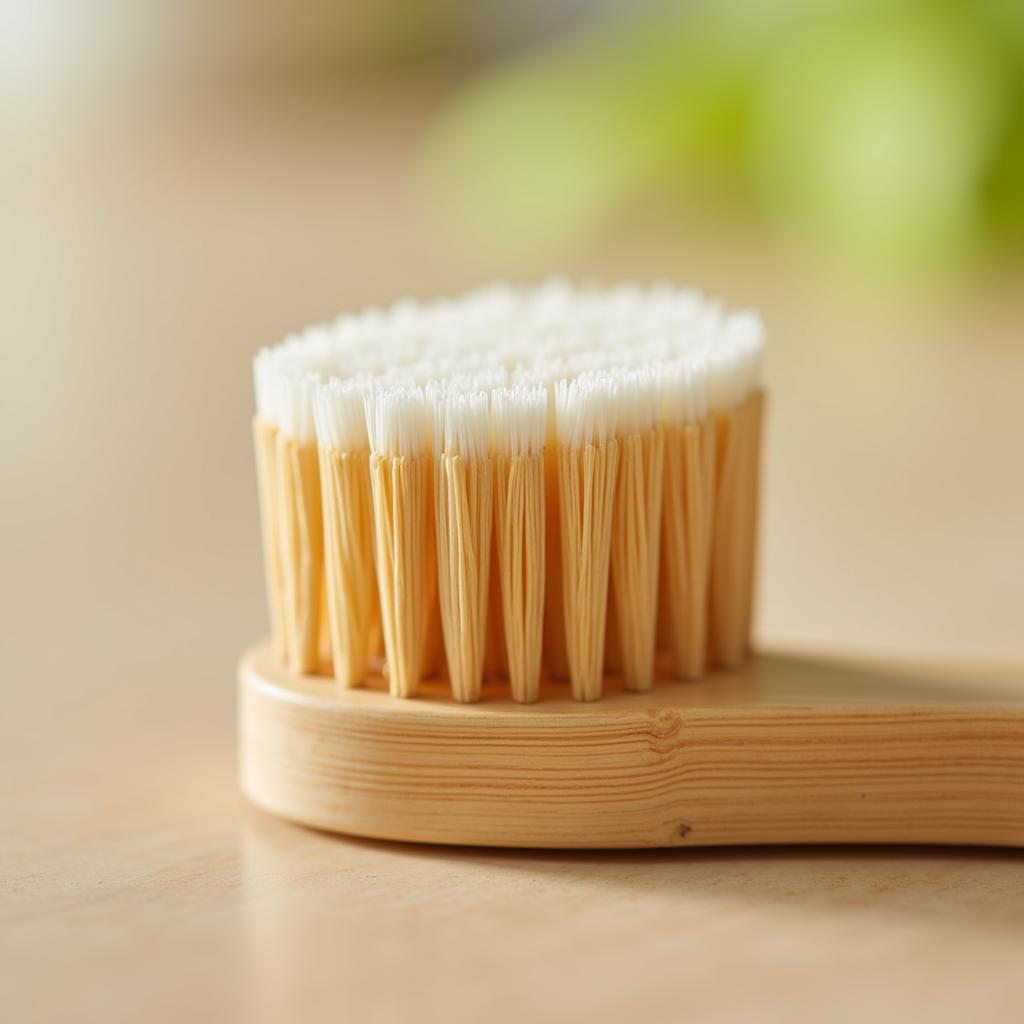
left=610, top=368, right=665, bottom=692
left=367, top=383, right=434, bottom=697
left=492, top=384, right=547, bottom=702
left=434, top=390, right=493, bottom=702
left=555, top=372, right=620, bottom=701
left=314, top=377, right=378, bottom=688
left=313, top=377, right=370, bottom=453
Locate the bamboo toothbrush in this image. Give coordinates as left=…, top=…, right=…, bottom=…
left=239, top=281, right=1024, bottom=852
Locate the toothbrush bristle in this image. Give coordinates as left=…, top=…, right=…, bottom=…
left=250, top=283, right=762, bottom=413
left=555, top=372, right=619, bottom=449
left=491, top=384, right=546, bottom=459
left=278, top=373, right=320, bottom=444
left=313, top=377, right=370, bottom=452
left=252, top=281, right=766, bottom=701
left=367, top=384, right=428, bottom=459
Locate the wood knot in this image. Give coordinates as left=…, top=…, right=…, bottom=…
left=646, top=710, right=683, bottom=750
left=677, top=823, right=692, bottom=839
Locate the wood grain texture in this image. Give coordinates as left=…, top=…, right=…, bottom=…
left=239, top=643, right=1024, bottom=849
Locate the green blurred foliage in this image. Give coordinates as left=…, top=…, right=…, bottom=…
left=422, top=0, right=1024, bottom=278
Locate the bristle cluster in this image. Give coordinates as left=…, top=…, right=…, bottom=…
left=367, top=386, right=428, bottom=459
left=251, top=280, right=762, bottom=434
left=555, top=373, right=619, bottom=448
left=313, top=378, right=369, bottom=452
left=425, top=382, right=491, bottom=461
left=491, top=384, right=546, bottom=458
left=616, top=368, right=660, bottom=437
left=251, top=280, right=765, bottom=702
left=661, top=358, right=708, bottom=427
left=278, top=374, right=320, bottom=443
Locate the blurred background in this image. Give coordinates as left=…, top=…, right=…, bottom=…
left=3, top=0, right=1023, bottom=759
left=4, top=4, right=1024, bottom=1017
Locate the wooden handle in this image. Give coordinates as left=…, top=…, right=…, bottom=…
left=238, top=643, right=1024, bottom=849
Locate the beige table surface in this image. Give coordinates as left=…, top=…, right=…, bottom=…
left=2, top=84, right=1023, bottom=1023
